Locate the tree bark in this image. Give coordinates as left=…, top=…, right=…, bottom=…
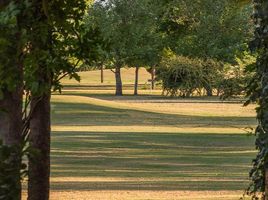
left=115, top=65, right=123, bottom=96
left=0, top=0, right=9, bottom=8
left=134, top=66, right=139, bottom=95
left=0, top=1, right=23, bottom=146
left=204, top=85, right=213, bottom=96
left=28, top=93, right=51, bottom=200
left=0, top=10, right=23, bottom=197
left=0, top=97, right=9, bottom=142
left=151, top=66, right=155, bottom=90
left=27, top=2, right=51, bottom=199
left=101, top=65, right=104, bottom=83
left=0, top=87, right=23, bottom=200
left=0, top=89, right=23, bottom=146
left=0, top=52, right=23, bottom=200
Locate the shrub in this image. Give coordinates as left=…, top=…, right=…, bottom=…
left=157, top=55, right=223, bottom=97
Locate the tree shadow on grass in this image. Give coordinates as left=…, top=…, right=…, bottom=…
left=50, top=180, right=247, bottom=191
left=50, top=131, right=255, bottom=191
left=50, top=97, right=255, bottom=191
left=59, top=91, right=246, bottom=103
left=51, top=101, right=255, bottom=128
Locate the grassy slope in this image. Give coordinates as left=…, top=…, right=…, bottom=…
left=31, top=69, right=258, bottom=199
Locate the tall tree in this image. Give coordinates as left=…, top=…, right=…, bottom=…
left=0, top=1, right=24, bottom=199
left=156, top=0, right=252, bottom=96
left=244, top=1, right=268, bottom=199
left=158, top=0, right=252, bottom=63
left=88, top=0, right=161, bottom=96
left=22, top=1, right=87, bottom=199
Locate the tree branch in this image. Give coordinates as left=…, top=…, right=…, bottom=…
left=56, top=59, right=81, bottom=83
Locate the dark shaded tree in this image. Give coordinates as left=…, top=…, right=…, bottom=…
left=244, top=1, right=268, bottom=200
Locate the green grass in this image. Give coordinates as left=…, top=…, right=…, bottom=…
left=44, top=69, right=258, bottom=199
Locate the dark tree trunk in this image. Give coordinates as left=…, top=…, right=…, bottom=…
left=27, top=2, right=52, bottom=199
left=115, top=65, right=123, bottom=96
left=134, top=66, right=139, bottom=95
left=151, top=66, right=155, bottom=90
left=0, top=97, right=9, bottom=142
left=0, top=57, right=23, bottom=200
left=0, top=89, right=23, bottom=146
left=0, top=0, right=23, bottom=146
left=0, top=87, right=23, bottom=200
left=205, top=85, right=213, bottom=97
left=0, top=11, right=23, bottom=197
left=101, top=65, right=104, bottom=83
left=28, top=93, right=51, bottom=200
left=0, top=0, right=9, bottom=8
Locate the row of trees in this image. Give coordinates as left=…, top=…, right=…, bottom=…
left=84, top=0, right=253, bottom=97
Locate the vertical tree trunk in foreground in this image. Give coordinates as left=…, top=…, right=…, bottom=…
left=0, top=90, right=23, bottom=146
left=0, top=9, right=23, bottom=196
left=0, top=87, right=23, bottom=200
left=27, top=1, right=51, bottom=199
left=115, top=65, right=123, bottom=96
left=134, top=66, right=139, bottom=95
left=28, top=93, right=51, bottom=200
left=247, top=1, right=268, bottom=199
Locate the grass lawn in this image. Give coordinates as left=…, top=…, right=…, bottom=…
left=25, top=68, right=257, bottom=200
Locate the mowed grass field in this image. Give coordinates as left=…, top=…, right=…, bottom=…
left=26, top=68, right=258, bottom=199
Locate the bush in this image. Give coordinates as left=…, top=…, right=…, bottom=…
left=157, top=55, right=223, bottom=97
left=216, top=64, right=254, bottom=99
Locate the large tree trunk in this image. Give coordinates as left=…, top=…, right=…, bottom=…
left=0, top=87, right=23, bottom=200
left=0, top=89, right=23, bottom=145
left=0, top=0, right=23, bottom=146
left=101, top=65, right=104, bottom=83
left=28, top=93, right=51, bottom=200
left=27, top=2, right=51, bottom=199
left=0, top=49, right=23, bottom=200
left=0, top=97, right=9, bottom=142
left=0, top=8, right=23, bottom=197
left=134, top=66, right=139, bottom=95
left=115, top=65, right=123, bottom=96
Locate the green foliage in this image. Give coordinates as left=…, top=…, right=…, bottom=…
left=87, top=0, right=162, bottom=68
left=0, top=2, right=23, bottom=95
left=218, top=66, right=247, bottom=99
left=21, top=0, right=87, bottom=95
left=243, top=1, right=268, bottom=199
left=158, top=0, right=252, bottom=64
left=0, top=1, right=89, bottom=198
left=157, top=53, right=223, bottom=97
